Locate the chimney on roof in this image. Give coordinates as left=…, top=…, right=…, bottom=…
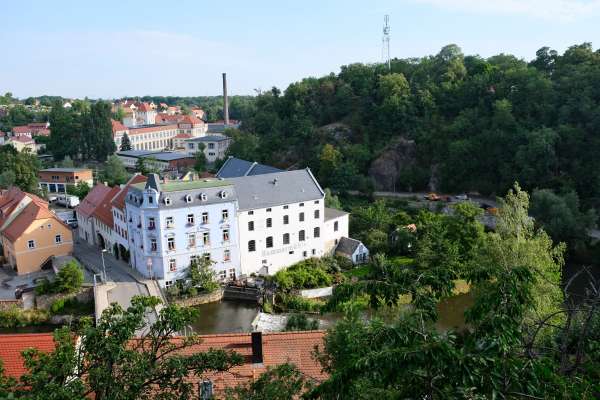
left=222, top=72, right=229, bottom=126
left=251, top=331, right=263, bottom=364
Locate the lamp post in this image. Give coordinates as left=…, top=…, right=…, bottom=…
left=101, top=248, right=108, bottom=282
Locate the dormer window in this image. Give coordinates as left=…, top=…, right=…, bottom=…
left=164, top=197, right=171, bottom=206
left=220, top=191, right=228, bottom=199
left=185, top=194, right=193, bottom=203
left=148, top=196, right=153, bottom=204
left=200, top=193, right=208, bottom=201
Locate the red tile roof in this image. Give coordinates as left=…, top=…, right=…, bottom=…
left=76, top=184, right=112, bottom=218
left=33, top=128, right=50, bottom=136
left=173, top=133, right=193, bottom=139
left=129, top=124, right=177, bottom=135
left=92, top=186, right=120, bottom=229
left=0, top=333, right=56, bottom=378
left=12, top=126, right=32, bottom=134
left=136, top=102, right=152, bottom=112
left=111, top=174, right=147, bottom=211
left=10, top=136, right=35, bottom=143
left=111, top=119, right=128, bottom=134
left=172, top=331, right=327, bottom=395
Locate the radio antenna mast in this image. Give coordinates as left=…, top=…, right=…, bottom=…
left=382, top=15, right=391, bottom=71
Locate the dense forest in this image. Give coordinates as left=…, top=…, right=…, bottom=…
left=233, top=43, right=600, bottom=212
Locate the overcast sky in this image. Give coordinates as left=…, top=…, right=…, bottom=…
left=2, top=0, right=599, bottom=99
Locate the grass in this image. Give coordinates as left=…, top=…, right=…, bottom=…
left=344, top=265, right=372, bottom=279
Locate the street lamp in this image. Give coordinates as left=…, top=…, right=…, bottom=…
left=101, top=248, right=108, bottom=282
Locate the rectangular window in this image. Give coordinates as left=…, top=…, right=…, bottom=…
left=299, top=230, right=305, bottom=241
left=188, top=233, right=196, bottom=247
left=248, top=221, right=254, bottom=231
left=299, top=202, right=304, bottom=207
left=283, top=205, right=289, bottom=209
left=187, top=214, right=195, bottom=225
left=266, top=208, right=272, bottom=212
left=224, top=249, right=231, bottom=262
left=222, top=209, right=229, bottom=221
left=248, top=210, right=254, bottom=215
left=219, top=270, right=226, bottom=281
left=314, top=200, right=320, bottom=204
left=283, top=233, right=290, bottom=245
left=28, top=240, right=35, bottom=249
left=312, top=249, right=316, bottom=255
left=334, top=221, right=339, bottom=232
left=266, top=236, right=273, bottom=248
left=283, top=215, right=289, bottom=224
left=248, top=240, right=256, bottom=252
left=55, top=235, right=62, bottom=244
left=150, top=238, right=157, bottom=252
left=203, top=232, right=210, bottom=245
left=169, top=259, right=176, bottom=272
left=202, top=212, right=209, bottom=224
left=299, top=212, right=304, bottom=222
left=266, top=218, right=272, bottom=228
left=303, top=251, right=307, bottom=257
left=314, top=227, right=320, bottom=238
left=167, top=236, right=175, bottom=251
left=223, top=229, right=230, bottom=242
left=148, top=196, right=153, bottom=204
left=314, top=209, right=320, bottom=219
left=228, top=268, right=236, bottom=279
left=203, top=252, right=211, bottom=262
left=166, top=216, right=174, bottom=228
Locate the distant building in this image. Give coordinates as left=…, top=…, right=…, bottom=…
left=216, top=156, right=282, bottom=178
left=182, top=135, right=232, bottom=163
left=335, top=237, right=369, bottom=264
left=5, top=136, right=37, bottom=153
left=76, top=184, right=114, bottom=248
left=0, top=188, right=73, bottom=275
left=116, top=150, right=195, bottom=172
left=11, top=126, right=33, bottom=138
left=206, top=120, right=240, bottom=134
left=110, top=174, right=147, bottom=261
left=38, top=168, right=93, bottom=194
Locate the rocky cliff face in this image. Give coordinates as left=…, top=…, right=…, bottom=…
left=368, top=137, right=417, bottom=191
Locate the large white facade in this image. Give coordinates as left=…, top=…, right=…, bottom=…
left=122, top=170, right=350, bottom=287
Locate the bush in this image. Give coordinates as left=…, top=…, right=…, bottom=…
left=0, top=306, right=49, bottom=328
left=273, top=259, right=333, bottom=291
left=50, top=297, right=94, bottom=315
left=34, top=277, right=53, bottom=295
left=50, top=298, right=66, bottom=314
left=277, top=294, right=324, bottom=312
left=285, top=313, right=319, bottom=331
left=55, top=261, right=84, bottom=293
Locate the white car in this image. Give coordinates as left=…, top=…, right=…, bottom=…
left=455, top=194, right=469, bottom=201
left=56, top=194, right=80, bottom=208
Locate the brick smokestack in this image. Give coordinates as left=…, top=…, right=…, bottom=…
left=222, top=72, right=229, bottom=125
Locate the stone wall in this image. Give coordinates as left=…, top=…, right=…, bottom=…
left=0, top=299, right=23, bottom=311
left=36, top=286, right=93, bottom=310
left=171, top=288, right=223, bottom=307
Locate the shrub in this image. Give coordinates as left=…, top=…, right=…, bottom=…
left=285, top=313, right=319, bottom=331
left=0, top=306, right=49, bottom=328
left=54, top=261, right=84, bottom=293
left=273, top=259, right=333, bottom=291
left=278, top=294, right=323, bottom=312
left=34, top=277, right=52, bottom=295
left=50, top=298, right=66, bottom=314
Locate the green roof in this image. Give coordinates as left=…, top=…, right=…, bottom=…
left=132, top=179, right=231, bottom=192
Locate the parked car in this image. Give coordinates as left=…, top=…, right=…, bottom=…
left=56, top=194, right=80, bottom=208
left=65, top=218, right=78, bottom=229
left=424, top=192, right=440, bottom=201
left=47, top=194, right=58, bottom=203
left=455, top=194, right=468, bottom=201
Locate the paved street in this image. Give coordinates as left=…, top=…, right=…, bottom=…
left=72, top=235, right=136, bottom=283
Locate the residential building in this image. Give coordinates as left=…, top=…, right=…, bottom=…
left=206, top=120, right=241, bottom=134
left=0, top=188, right=73, bottom=275
left=92, top=186, right=121, bottom=253
left=216, top=156, right=282, bottom=178
left=182, top=135, right=232, bottom=163
left=111, top=174, right=147, bottom=262
left=229, top=169, right=347, bottom=275
left=323, top=207, right=349, bottom=252
left=335, top=237, right=369, bottom=264
left=38, top=168, right=93, bottom=194
left=116, top=150, right=195, bottom=172
left=125, top=175, right=241, bottom=287
left=76, top=184, right=114, bottom=247
left=5, top=136, right=37, bottom=153
left=11, top=126, right=33, bottom=138
left=11, top=122, right=50, bottom=138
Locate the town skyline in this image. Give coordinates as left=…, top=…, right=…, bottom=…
left=3, top=0, right=600, bottom=98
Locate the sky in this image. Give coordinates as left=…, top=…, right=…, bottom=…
left=2, top=0, right=599, bottom=99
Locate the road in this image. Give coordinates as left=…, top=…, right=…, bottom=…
left=73, top=237, right=136, bottom=283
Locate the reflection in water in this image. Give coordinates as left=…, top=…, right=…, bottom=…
left=190, top=300, right=259, bottom=334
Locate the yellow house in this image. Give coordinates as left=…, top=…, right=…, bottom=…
left=0, top=188, right=73, bottom=275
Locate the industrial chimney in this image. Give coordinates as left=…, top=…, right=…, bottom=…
left=222, top=72, right=229, bottom=126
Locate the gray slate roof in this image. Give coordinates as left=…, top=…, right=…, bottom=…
left=228, top=169, right=324, bottom=211
left=336, top=237, right=362, bottom=256
left=117, top=151, right=191, bottom=161
left=217, top=157, right=282, bottom=179
left=324, top=207, right=348, bottom=221
left=40, top=167, right=91, bottom=173
left=186, top=135, right=230, bottom=143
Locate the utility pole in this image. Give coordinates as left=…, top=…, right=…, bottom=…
left=382, top=15, right=391, bottom=71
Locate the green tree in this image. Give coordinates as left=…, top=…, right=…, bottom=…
left=0, top=145, right=40, bottom=193
left=188, top=259, right=219, bottom=293
left=324, top=188, right=341, bottom=209
left=59, top=155, right=74, bottom=168
left=12, top=296, right=243, bottom=399
left=119, top=132, right=132, bottom=151
left=100, top=155, right=129, bottom=186
left=194, top=143, right=207, bottom=173
left=225, top=364, right=311, bottom=400
left=225, top=128, right=260, bottom=161
left=54, top=260, right=84, bottom=293
left=81, top=101, right=116, bottom=161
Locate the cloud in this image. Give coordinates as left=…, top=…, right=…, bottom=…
left=411, top=0, right=600, bottom=21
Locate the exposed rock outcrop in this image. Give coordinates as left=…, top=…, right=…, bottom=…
left=368, top=137, right=417, bottom=191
